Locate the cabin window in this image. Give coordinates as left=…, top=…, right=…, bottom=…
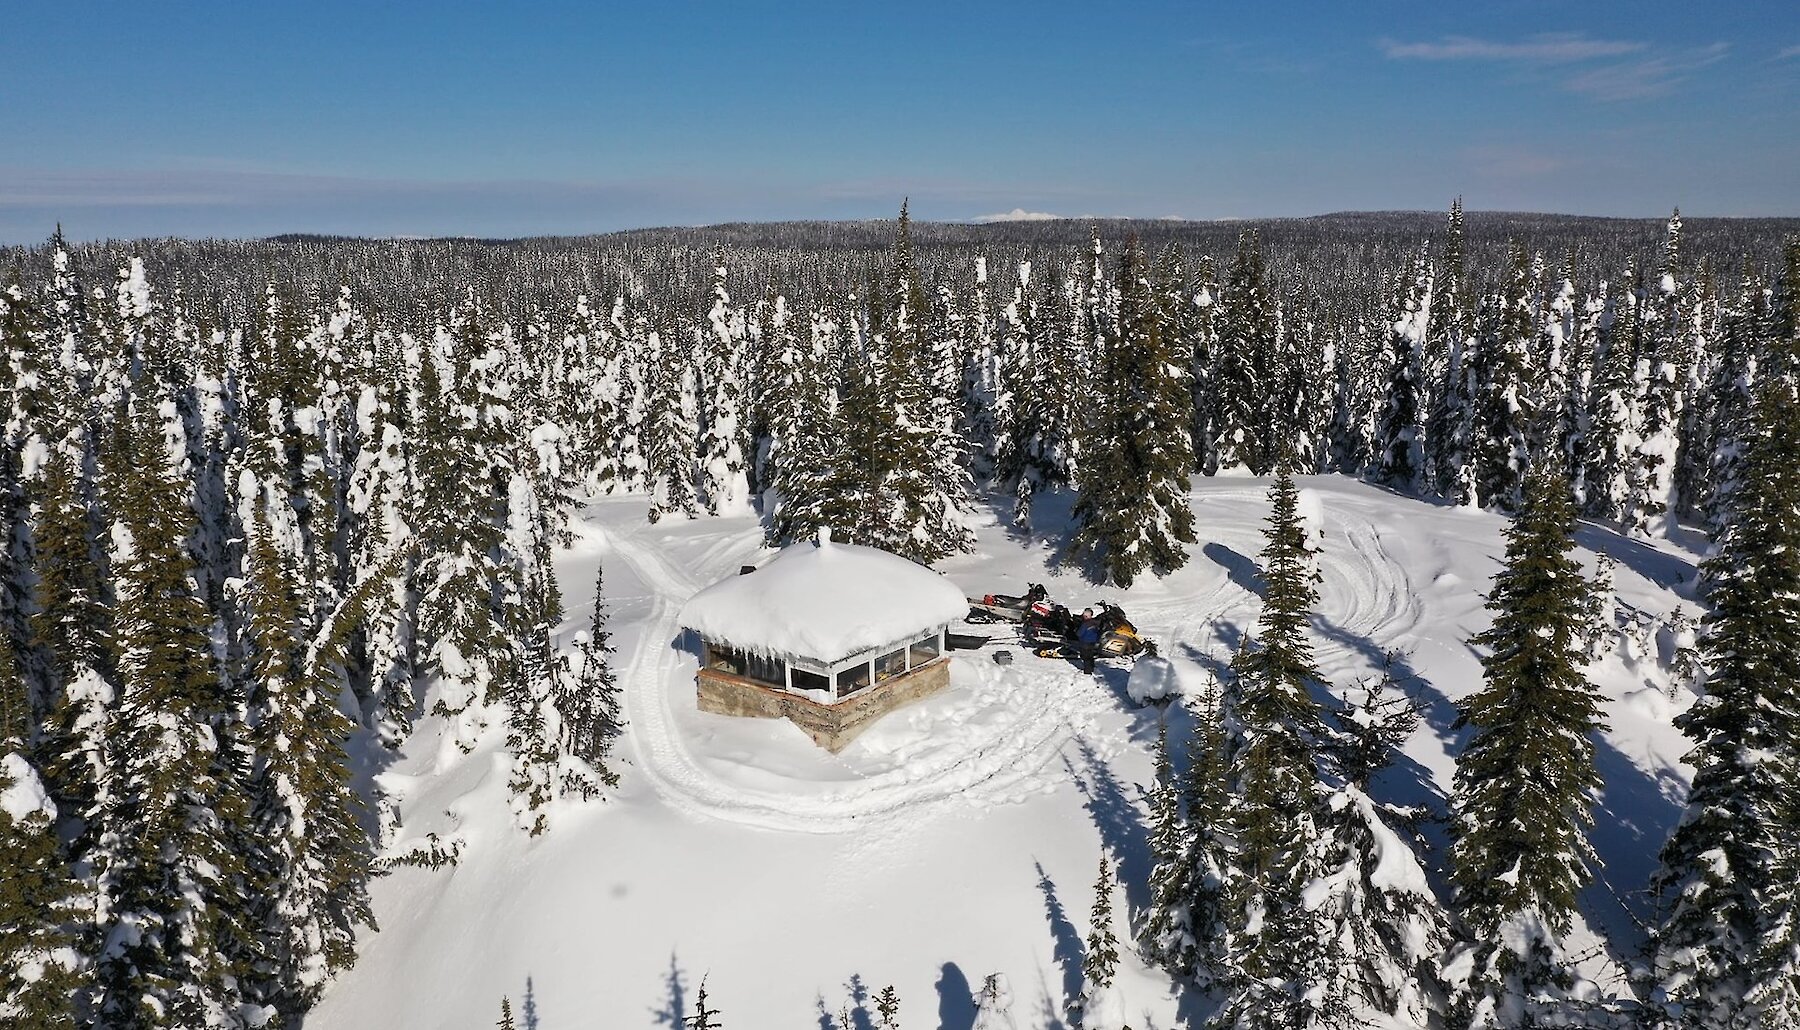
left=744, top=652, right=786, bottom=688
left=836, top=662, right=872, bottom=697
left=790, top=667, right=830, bottom=693
left=706, top=643, right=747, bottom=677
left=908, top=632, right=941, bottom=668
left=875, top=647, right=908, bottom=683
left=706, top=643, right=785, bottom=689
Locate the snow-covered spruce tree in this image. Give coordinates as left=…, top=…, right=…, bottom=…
left=564, top=296, right=620, bottom=494
left=1066, top=236, right=1196, bottom=587
left=875, top=200, right=975, bottom=561
left=1539, top=254, right=1585, bottom=483
left=1470, top=244, right=1537, bottom=512
left=554, top=562, right=623, bottom=799
left=643, top=319, right=703, bottom=524
left=1075, top=853, right=1123, bottom=1030
left=1185, top=254, right=1221, bottom=474
left=30, top=444, right=120, bottom=858
left=89, top=405, right=251, bottom=1028
left=1335, top=652, right=1422, bottom=790
left=236, top=498, right=373, bottom=1019
left=1322, top=311, right=1377, bottom=477
left=1624, top=216, right=1689, bottom=539
left=699, top=256, right=752, bottom=517
left=1584, top=266, right=1644, bottom=524
left=501, top=444, right=565, bottom=833
left=0, top=757, right=83, bottom=1023
left=1214, top=461, right=1447, bottom=1029
left=1445, top=459, right=1609, bottom=1028
left=1374, top=243, right=1432, bottom=490
left=0, top=624, right=83, bottom=1025
left=343, top=344, right=420, bottom=746
left=1179, top=677, right=1235, bottom=988
left=763, top=305, right=845, bottom=547
left=1426, top=198, right=1475, bottom=499
left=750, top=292, right=797, bottom=503
left=962, top=255, right=1001, bottom=476
left=1646, top=372, right=1800, bottom=1029
left=994, top=263, right=1077, bottom=528
left=1694, top=266, right=1765, bottom=535
left=1141, top=718, right=1194, bottom=976
left=1214, top=229, right=1277, bottom=474
left=972, top=973, right=1019, bottom=1030
left=412, top=300, right=517, bottom=751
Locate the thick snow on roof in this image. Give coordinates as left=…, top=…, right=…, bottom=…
left=677, top=532, right=966, bottom=664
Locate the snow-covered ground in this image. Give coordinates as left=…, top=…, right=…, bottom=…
left=309, top=476, right=1701, bottom=1030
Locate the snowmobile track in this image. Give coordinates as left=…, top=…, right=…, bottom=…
left=601, top=523, right=1105, bottom=834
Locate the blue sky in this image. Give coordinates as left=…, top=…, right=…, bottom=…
left=2, top=1, right=1796, bottom=242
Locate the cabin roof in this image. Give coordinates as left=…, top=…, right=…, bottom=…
left=676, top=532, right=965, bottom=664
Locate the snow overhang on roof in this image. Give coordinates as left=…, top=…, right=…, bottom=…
left=676, top=530, right=966, bottom=664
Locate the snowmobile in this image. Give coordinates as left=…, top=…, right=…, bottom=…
left=966, top=582, right=1049, bottom=624
left=1025, top=601, right=1154, bottom=661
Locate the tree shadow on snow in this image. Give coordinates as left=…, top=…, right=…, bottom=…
left=1202, top=541, right=1265, bottom=598
left=1033, top=860, right=1084, bottom=1016
left=649, top=952, right=687, bottom=1029
left=974, top=482, right=1078, bottom=555
left=806, top=975, right=875, bottom=1030
left=1175, top=622, right=1245, bottom=685
left=935, top=962, right=976, bottom=1030
left=1573, top=520, right=1698, bottom=598
left=1065, top=739, right=1152, bottom=919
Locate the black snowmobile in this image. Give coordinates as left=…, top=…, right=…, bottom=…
left=1024, top=601, right=1153, bottom=661
left=966, top=582, right=1049, bottom=624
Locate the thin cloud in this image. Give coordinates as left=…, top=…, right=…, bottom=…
left=973, top=208, right=1066, bottom=223
left=1380, top=34, right=1729, bottom=102
left=1379, top=33, right=1646, bottom=63
left=1561, top=43, right=1730, bottom=101
left=1779, top=45, right=1800, bottom=60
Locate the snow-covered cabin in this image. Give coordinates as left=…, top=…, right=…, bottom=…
left=676, top=529, right=965, bottom=751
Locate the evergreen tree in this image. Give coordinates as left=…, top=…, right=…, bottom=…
left=1076, top=853, right=1122, bottom=1030
left=1427, top=199, right=1476, bottom=499
left=1582, top=274, right=1640, bottom=523
left=1647, top=373, right=1800, bottom=1029
left=699, top=257, right=752, bottom=516
left=0, top=641, right=83, bottom=1025
left=1446, top=461, right=1607, bottom=1027
left=875, top=983, right=901, bottom=1029
left=971, top=973, right=1018, bottom=1030
left=556, top=563, right=624, bottom=799
left=1214, top=230, right=1277, bottom=474
left=1470, top=245, right=1536, bottom=512
left=89, top=406, right=251, bottom=1028
left=688, top=976, right=722, bottom=1029
left=994, top=264, right=1076, bottom=527
left=1214, top=464, right=1447, bottom=1029
left=1066, top=236, right=1196, bottom=587
left=237, top=499, right=374, bottom=1017
left=1140, top=718, right=1194, bottom=976
left=643, top=320, right=703, bottom=523
left=498, top=994, right=516, bottom=1030
left=1374, top=244, right=1432, bottom=488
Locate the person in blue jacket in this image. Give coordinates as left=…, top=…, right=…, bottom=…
left=1076, top=608, right=1102, bottom=674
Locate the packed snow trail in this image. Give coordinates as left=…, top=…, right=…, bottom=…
left=596, top=519, right=1111, bottom=834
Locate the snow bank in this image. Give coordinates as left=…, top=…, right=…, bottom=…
left=1125, top=655, right=1180, bottom=704
left=676, top=531, right=966, bottom=663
